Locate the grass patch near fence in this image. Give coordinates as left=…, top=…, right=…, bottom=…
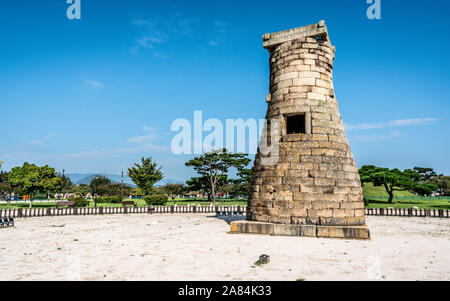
left=169, top=199, right=247, bottom=206
left=363, top=183, right=450, bottom=210
left=365, top=198, right=450, bottom=210
left=362, top=183, right=415, bottom=197
left=0, top=202, right=58, bottom=209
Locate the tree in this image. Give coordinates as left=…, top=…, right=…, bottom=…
left=0, top=171, right=11, bottom=203
left=185, top=149, right=251, bottom=203
left=0, top=162, right=10, bottom=202
left=161, top=183, right=185, bottom=205
left=8, top=162, right=62, bottom=207
left=89, top=175, right=111, bottom=196
left=58, top=170, right=74, bottom=194
left=409, top=167, right=438, bottom=196
left=186, top=175, right=229, bottom=201
left=439, top=176, right=450, bottom=195
left=413, top=167, right=438, bottom=183
left=96, top=183, right=132, bottom=197
left=128, top=157, right=164, bottom=196
left=73, top=184, right=91, bottom=197
left=186, top=176, right=209, bottom=199
left=413, top=183, right=437, bottom=197
left=427, top=174, right=449, bottom=196
left=131, top=187, right=144, bottom=197
left=231, top=168, right=252, bottom=198
left=360, top=165, right=412, bottom=203
left=359, top=165, right=436, bottom=203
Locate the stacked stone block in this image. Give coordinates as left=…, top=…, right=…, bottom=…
left=247, top=22, right=366, bottom=228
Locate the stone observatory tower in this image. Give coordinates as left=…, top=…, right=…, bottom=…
left=230, top=21, right=370, bottom=239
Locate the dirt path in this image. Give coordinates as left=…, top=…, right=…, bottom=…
left=1, top=214, right=449, bottom=281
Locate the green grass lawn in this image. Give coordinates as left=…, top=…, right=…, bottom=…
left=365, top=199, right=450, bottom=210
left=168, top=199, right=247, bottom=206
left=362, top=183, right=415, bottom=197
left=363, top=183, right=450, bottom=210
left=0, top=202, right=59, bottom=209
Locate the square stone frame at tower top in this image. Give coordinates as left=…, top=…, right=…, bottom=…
left=230, top=21, right=370, bottom=240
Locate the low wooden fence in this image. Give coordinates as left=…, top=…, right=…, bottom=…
left=0, top=205, right=247, bottom=219
left=365, top=208, right=449, bottom=218
left=0, top=206, right=448, bottom=219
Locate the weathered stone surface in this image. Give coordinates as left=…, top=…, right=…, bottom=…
left=230, top=221, right=370, bottom=240
left=240, top=21, right=369, bottom=239
left=263, top=22, right=329, bottom=49
left=316, top=225, right=370, bottom=240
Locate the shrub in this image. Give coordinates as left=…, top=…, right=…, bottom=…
left=144, top=195, right=168, bottom=206
left=34, top=193, right=49, bottom=200
left=68, top=197, right=90, bottom=208
left=363, top=197, right=370, bottom=207
left=96, top=196, right=121, bottom=204
left=96, top=184, right=132, bottom=197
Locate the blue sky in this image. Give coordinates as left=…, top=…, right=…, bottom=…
left=0, top=0, right=449, bottom=180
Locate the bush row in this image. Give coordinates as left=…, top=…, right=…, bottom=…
left=67, top=197, right=90, bottom=208
left=66, top=195, right=169, bottom=207
left=144, top=195, right=168, bottom=206
left=95, top=196, right=122, bottom=204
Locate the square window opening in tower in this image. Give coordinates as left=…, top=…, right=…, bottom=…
left=286, top=114, right=306, bottom=135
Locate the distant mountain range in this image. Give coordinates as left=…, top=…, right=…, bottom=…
left=66, top=173, right=184, bottom=187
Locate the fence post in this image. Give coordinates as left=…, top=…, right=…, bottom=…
left=47, top=208, right=51, bottom=217
left=171, top=206, right=174, bottom=214
left=18, top=208, right=23, bottom=218
left=380, top=208, right=384, bottom=216
left=193, top=206, right=197, bottom=214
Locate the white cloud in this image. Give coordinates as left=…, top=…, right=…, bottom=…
left=85, top=80, right=104, bottom=89
left=153, top=52, right=169, bottom=59
left=209, top=41, right=220, bottom=47
left=56, top=144, right=169, bottom=160
left=44, top=132, right=56, bottom=140
left=130, top=12, right=198, bottom=55
left=15, top=144, right=169, bottom=161
left=29, top=132, right=56, bottom=146
left=387, top=118, right=438, bottom=127
left=351, top=130, right=403, bottom=142
left=30, top=140, right=45, bottom=145
left=208, top=20, right=230, bottom=48
left=19, top=127, right=169, bottom=161
left=213, top=21, right=229, bottom=33
left=128, top=127, right=159, bottom=144
left=128, top=136, right=154, bottom=144
left=142, top=126, right=157, bottom=132
left=345, top=118, right=439, bottom=131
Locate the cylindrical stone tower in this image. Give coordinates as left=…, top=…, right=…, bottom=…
left=231, top=21, right=370, bottom=239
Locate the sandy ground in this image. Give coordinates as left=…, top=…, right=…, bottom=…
left=1, top=214, right=449, bottom=281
